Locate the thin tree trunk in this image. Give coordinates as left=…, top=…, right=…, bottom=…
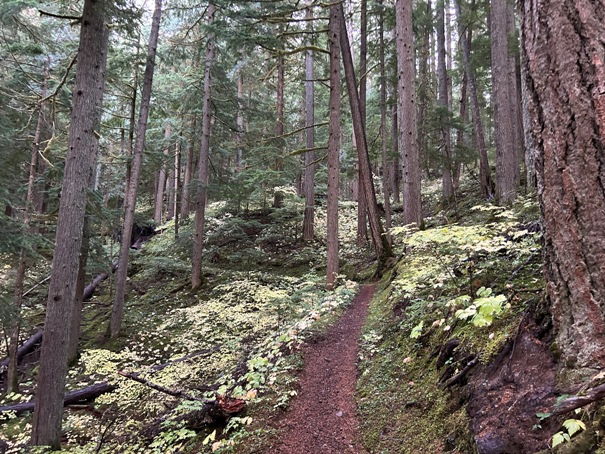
left=338, top=6, right=393, bottom=267
left=174, top=140, right=181, bottom=238
left=166, top=141, right=176, bottom=220
left=356, top=0, right=369, bottom=247
left=273, top=54, right=285, bottom=208
left=396, top=0, right=422, bottom=226
left=391, top=102, right=401, bottom=204
left=31, top=0, right=109, bottom=447
left=236, top=73, right=244, bottom=172
left=491, top=0, right=516, bottom=203
left=7, top=64, right=48, bottom=392
left=302, top=5, right=315, bottom=242
left=110, top=0, right=163, bottom=338
left=154, top=125, right=171, bottom=224
left=417, top=1, right=431, bottom=175
left=181, top=116, right=196, bottom=219
left=454, top=0, right=493, bottom=198
left=437, top=0, right=454, bottom=201
left=326, top=4, right=341, bottom=290
left=191, top=3, right=216, bottom=290
left=378, top=0, right=392, bottom=245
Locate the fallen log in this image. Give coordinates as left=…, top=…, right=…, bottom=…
left=1, top=260, right=119, bottom=369
left=0, top=382, right=116, bottom=415
left=0, top=330, right=43, bottom=371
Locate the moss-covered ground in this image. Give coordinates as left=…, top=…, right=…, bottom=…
left=356, top=184, right=549, bottom=453
left=0, top=196, right=368, bottom=453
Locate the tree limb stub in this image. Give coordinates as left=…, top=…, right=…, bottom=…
left=552, top=382, right=605, bottom=416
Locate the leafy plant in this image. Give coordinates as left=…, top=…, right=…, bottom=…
left=551, top=419, right=586, bottom=447
left=454, top=287, right=507, bottom=327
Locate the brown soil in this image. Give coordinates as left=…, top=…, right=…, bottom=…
left=468, top=315, right=561, bottom=453
left=267, top=284, right=375, bottom=454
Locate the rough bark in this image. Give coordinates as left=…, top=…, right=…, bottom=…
left=396, top=0, right=422, bottom=226
left=31, top=0, right=109, bottom=447
left=391, top=102, right=401, bottom=203
left=522, top=0, right=605, bottom=370
left=302, top=6, right=315, bottom=242
left=111, top=0, right=163, bottom=338
left=356, top=0, right=368, bottom=247
left=338, top=6, right=393, bottom=267
left=491, top=0, right=516, bottom=204
left=379, top=0, right=392, bottom=244
left=326, top=4, right=340, bottom=290
left=191, top=3, right=216, bottom=290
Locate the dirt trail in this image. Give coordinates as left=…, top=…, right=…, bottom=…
left=268, top=284, right=375, bottom=454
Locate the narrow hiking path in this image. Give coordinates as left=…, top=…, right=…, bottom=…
left=268, top=284, right=375, bottom=454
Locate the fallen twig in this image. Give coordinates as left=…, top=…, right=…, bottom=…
left=442, top=355, right=479, bottom=388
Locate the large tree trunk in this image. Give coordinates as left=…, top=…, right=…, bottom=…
left=302, top=6, right=315, bottom=242
left=491, top=0, right=517, bottom=204
left=31, top=0, right=109, bottom=447
left=356, top=0, right=368, bottom=247
left=338, top=7, right=393, bottom=268
left=326, top=4, right=341, bottom=290
left=191, top=3, right=216, bottom=290
left=522, top=0, right=605, bottom=372
left=396, top=0, right=422, bottom=226
left=111, top=0, right=163, bottom=338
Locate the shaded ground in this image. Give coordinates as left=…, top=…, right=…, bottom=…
left=468, top=316, right=560, bottom=454
left=267, top=285, right=375, bottom=454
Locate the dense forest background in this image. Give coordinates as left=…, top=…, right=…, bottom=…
left=1, top=0, right=604, bottom=452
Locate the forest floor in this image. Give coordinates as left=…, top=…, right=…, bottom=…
left=267, top=284, right=375, bottom=454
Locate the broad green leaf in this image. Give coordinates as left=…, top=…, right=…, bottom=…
left=410, top=321, right=424, bottom=339
left=552, top=431, right=566, bottom=447
left=563, top=419, right=586, bottom=437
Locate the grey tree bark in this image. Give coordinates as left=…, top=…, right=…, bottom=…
left=437, top=0, right=454, bottom=200
left=453, top=0, right=493, bottom=198
left=338, top=6, right=393, bottom=269
left=302, top=6, right=315, bottom=242
left=191, top=3, right=216, bottom=290
left=326, top=3, right=341, bottom=290
left=111, top=0, right=163, bottom=338
left=154, top=125, right=171, bottom=224
left=396, top=0, right=422, bottom=226
left=491, top=0, right=516, bottom=203
left=31, top=0, right=109, bottom=447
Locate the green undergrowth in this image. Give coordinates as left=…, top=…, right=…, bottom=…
left=0, top=201, right=365, bottom=453
left=357, top=192, right=544, bottom=453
